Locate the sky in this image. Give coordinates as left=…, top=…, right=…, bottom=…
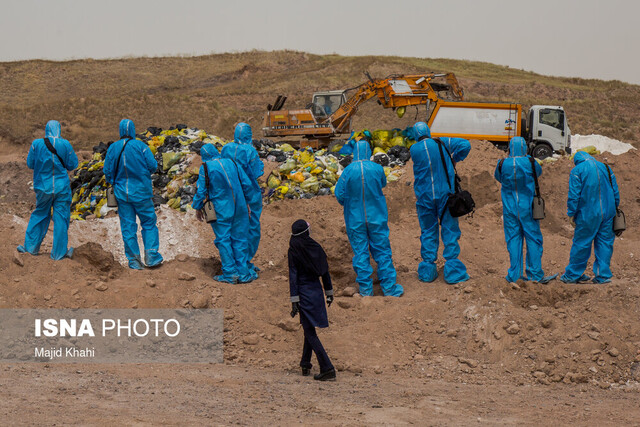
left=1, top=0, right=639, bottom=85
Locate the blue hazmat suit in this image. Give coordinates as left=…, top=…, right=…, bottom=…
left=220, top=123, right=264, bottom=271
left=494, top=137, right=545, bottom=282
left=338, top=133, right=355, bottom=156
left=104, top=119, right=163, bottom=269
left=561, top=151, right=620, bottom=283
left=410, top=122, right=471, bottom=284
left=335, top=141, right=404, bottom=297
left=18, top=120, right=78, bottom=260
left=193, top=144, right=257, bottom=283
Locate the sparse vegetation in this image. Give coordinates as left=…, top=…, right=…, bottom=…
left=1, top=51, right=638, bottom=150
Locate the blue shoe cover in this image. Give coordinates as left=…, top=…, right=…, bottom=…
left=214, top=275, right=238, bottom=284
left=537, top=273, right=558, bottom=284
left=129, top=258, right=145, bottom=270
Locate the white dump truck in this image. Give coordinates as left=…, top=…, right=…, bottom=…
left=428, top=101, right=571, bottom=158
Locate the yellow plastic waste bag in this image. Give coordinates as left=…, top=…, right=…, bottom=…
left=299, top=149, right=315, bottom=164
left=325, top=159, right=339, bottom=173
left=390, top=136, right=404, bottom=147
left=289, top=171, right=305, bottom=183
left=162, top=152, right=183, bottom=171
left=300, top=177, right=319, bottom=194
left=279, top=158, right=297, bottom=175
left=268, top=175, right=281, bottom=188
left=322, top=170, right=337, bottom=184
left=94, top=198, right=107, bottom=218
left=577, top=145, right=600, bottom=155
left=280, top=143, right=295, bottom=152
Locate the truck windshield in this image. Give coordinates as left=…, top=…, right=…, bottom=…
left=539, top=109, right=565, bottom=131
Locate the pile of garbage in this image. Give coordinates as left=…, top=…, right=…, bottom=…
left=253, top=128, right=415, bottom=203
left=70, top=125, right=224, bottom=220
left=69, top=125, right=416, bottom=219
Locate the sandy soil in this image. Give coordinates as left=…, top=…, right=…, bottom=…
left=1, top=141, right=639, bottom=425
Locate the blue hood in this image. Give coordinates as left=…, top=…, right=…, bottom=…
left=413, top=121, right=431, bottom=140
left=119, top=119, right=136, bottom=139
left=509, top=136, right=528, bottom=157
left=353, top=141, right=372, bottom=161
left=234, top=122, right=252, bottom=145
left=573, top=151, right=591, bottom=165
left=45, top=120, right=61, bottom=138
left=201, top=143, right=220, bottom=161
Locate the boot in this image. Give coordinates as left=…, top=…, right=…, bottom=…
left=314, top=368, right=336, bottom=381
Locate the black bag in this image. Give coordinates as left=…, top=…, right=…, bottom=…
left=529, top=157, right=546, bottom=220
left=435, top=138, right=475, bottom=218
left=605, top=165, right=625, bottom=235
left=106, top=138, right=131, bottom=208
left=43, top=137, right=67, bottom=169
left=202, top=162, right=217, bottom=223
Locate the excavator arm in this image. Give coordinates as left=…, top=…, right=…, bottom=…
left=325, top=73, right=464, bottom=133
left=262, top=72, right=464, bottom=146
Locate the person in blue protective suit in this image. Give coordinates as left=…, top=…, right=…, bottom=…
left=338, top=130, right=371, bottom=156
left=494, top=137, right=556, bottom=284
left=193, top=143, right=257, bottom=284
left=104, top=119, right=163, bottom=270
left=410, top=121, right=471, bottom=284
left=288, top=219, right=336, bottom=381
left=335, top=141, right=404, bottom=297
left=221, top=122, right=264, bottom=272
left=561, top=151, right=620, bottom=284
left=18, top=120, right=78, bottom=260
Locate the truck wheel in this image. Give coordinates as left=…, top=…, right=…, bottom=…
left=532, top=143, right=553, bottom=159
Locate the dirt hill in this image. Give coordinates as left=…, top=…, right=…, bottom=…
left=1, top=51, right=639, bottom=153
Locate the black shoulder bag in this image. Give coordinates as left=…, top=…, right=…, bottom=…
left=434, top=138, right=475, bottom=218
left=202, top=162, right=217, bottom=223
left=605, top=165, right=625, bottom=236
left=43, top=138, right=67, bottom=169
left=529, top=157, right=545, bottom=220
left=106, top=138, right=131, bottom=207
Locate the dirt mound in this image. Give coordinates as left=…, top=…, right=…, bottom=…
left=72, top=242, right=119, bottom=273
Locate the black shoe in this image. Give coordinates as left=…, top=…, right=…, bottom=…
left=301, top=367, right=311, bottom=376
left=314, top=369, right=336, bottom=381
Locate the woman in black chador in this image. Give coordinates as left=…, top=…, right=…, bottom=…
left=288, top=219, right=336, bottom=381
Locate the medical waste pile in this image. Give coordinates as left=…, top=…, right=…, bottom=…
left=69, top=126, right=416, bottom=220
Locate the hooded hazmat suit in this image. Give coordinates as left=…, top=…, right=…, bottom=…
left=494, top=137, right=545, bottom=282
left=193, top=144, right=257, bottom=283
left=18, top=120, right=78, bottom=260
left=334, top=141, right=404, bottom=297
left=220, top=123, right=264, bottom=271
left=104, top=119, right=163, bottom=269
left=410, top=122, right=471, bottom=284
left=561, top=151, right=620, bottom=283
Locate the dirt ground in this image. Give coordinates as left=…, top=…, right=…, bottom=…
left=1, top=141, right=639, bottom=425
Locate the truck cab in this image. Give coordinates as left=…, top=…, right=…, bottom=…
left=527, top=105, right=571, bottom=158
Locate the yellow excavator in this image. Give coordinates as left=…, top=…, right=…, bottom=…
left=262, top=72, right=464, bottom=147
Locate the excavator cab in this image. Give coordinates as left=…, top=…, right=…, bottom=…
left=310, top=91, right=347, bottom=118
